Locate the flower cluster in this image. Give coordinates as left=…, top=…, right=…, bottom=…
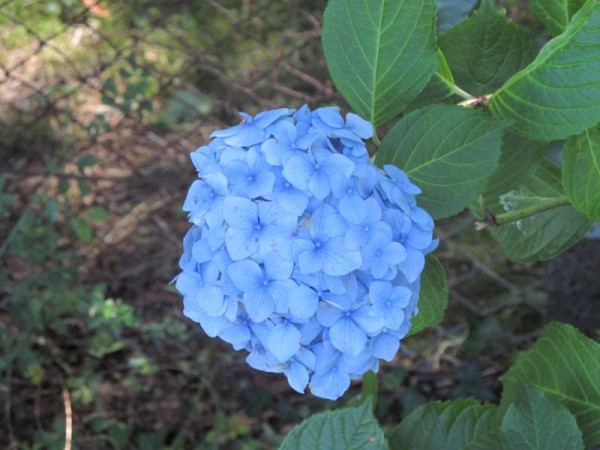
left=176, top=106, right=437, bottom=400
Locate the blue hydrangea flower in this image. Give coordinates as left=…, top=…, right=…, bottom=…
left=176, top=106, right=437, bottom=400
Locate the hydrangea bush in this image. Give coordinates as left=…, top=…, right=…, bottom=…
left=176, top=106, right=437, bottom=400
left=175, top=0, right=600, bottom=446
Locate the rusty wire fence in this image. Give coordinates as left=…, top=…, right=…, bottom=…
left=0, top=0, right=555, bottom=447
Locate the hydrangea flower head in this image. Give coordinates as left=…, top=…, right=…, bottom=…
left=176, top=106, right=437, bottom=400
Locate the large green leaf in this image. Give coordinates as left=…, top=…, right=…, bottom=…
left=530, top=0, right=588, bottom=35
left=322, top=0, right=437, bottom=127
left=488, top=157, right=591, bottom=262
left=562, top=126, right=600, bottom=220
left=439, top=0, right=535, bottom=95
left=377, top=105, right=506, bottom=219
left=488, top=2, right=600, bottom=141
left=387, top=398, right=500, bottom=450
left=279, top=399, right=388, bottom=450
left=436, top=0, right=477, bottom=33
left=408, top=255, right=448, bottom=336
left=501, top=322, right=600, bottom=447
left=500, top=385, right=584, bottom=450
left=480, top=135, right=545, bottom=206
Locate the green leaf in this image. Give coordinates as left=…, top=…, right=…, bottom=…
left=562, top=126, right=600, bottom=220
left=530, top=0, right=587, bottom=35
left=500, top=322, right=600, bottom=447
left=481, top=136, right=545, bottom=206
left=87, top=206, right=111, bottom=222
left=322, top=0, right=437, bottom=127
left=408, top=256, right=448, bottom=336
left=500, top=384, right=584, bottom=450
left=436, top=0, right=477, bottom=33
left=488, top=158, right=591, bottom=262
left=387, top=398, right=500, bottom=450
left=488, top=2, right=600, bottom=141
left=77, top=154, right=98, bottom=170
left=279, top=399, right=388, bottom=450
left=69, top=217, right=93, bottom=242
left=439, top=0, right=535, bottom=95
left=377, top=105, right=506, bottom=219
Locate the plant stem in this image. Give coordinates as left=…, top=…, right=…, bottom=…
left=372, top=132, right=381, bottom=146
left=435, top=73, right=475, bottom=100
left=478, top=197, right=571, bottom=229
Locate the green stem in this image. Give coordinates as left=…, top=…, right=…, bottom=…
left=436, top=74, right=475, bottom=100
left=372, top=132, right=381, bottom=146
left=489, top=197, right=571, bottom=227
left=360, top=370, right=379, bottom=411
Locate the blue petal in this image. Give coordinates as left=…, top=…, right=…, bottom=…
left=263, top=251, right=294, bottom=280
left=371, top=333, right=400, bottom=361
left=282, top=155, right=314, bottom=190
left=247, top=171, right=275, bottom=199
left=225, top=228, right=258, bottom=260
left=258, top=201, right=297, bottom=233
left=244, top=287, right=274, bottom=322
left=261, top=138, right=289, bottom=166
left=384, top=305, right=405, bottom=330
left=310, top=368, right=350, bottom=400
left=223, top=196, right=257, bottom=229
left=267, top=322, right=301, bottom=362
left=316, top=301, right=344, bottom=327
left=321, top=237, right=362, bottom=276
left=341, top=351, right=377, bottom=376
left=228, top=259, right=263, bottom=292
left=410, top=207, right=435, bottom=231
left=405, top=227, right=433, bottom=250
left=339, top=194, right=367, bottom=224
left=268, top=119, right=297, bottom=145
left=299, top=318, right=324, bottom=345
left=285, top=361, right=309, bottom=393
left=269, top=279, right=298, bottom=313
left=308, top=170, right=331, bottom=199
left=219, top=321, right=251, bottom=345
left=196, top=285, right=226, bottom=317
left=352, top=305, right=385, bottom=334
left=287, top=284, right=319, bottom=319
left=322, top=154, right=355, bottom=178
left=298, top=248, right=324, bottom=275
left=330, top=316, right=367, bottom=356
left=314, top=106, right=344, bottom=129
left=253, top=108, right=294, bottom=129
left=273, top=187, right=309, bottom=217
left=175, top=271, right=200, bottom=296
left=369, top=280, right=393, bottom=306
left=346, top=113, right=373, bottom=139
left=399, top=248, right=425, bottom=282
left=295, top=347, right=316, bottom=371
left=184, top=304, right=226, bottom=338
left=192, top=239, right=213, bottom=263
left=225, top=124, right=265, bottom=147
left=384, top=242, right=407, bottom=264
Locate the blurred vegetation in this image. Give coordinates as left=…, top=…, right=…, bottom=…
left=1, top=0, right=595, bottom=449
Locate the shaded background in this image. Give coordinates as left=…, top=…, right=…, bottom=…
left=1, top=1, right=598, bottom=448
